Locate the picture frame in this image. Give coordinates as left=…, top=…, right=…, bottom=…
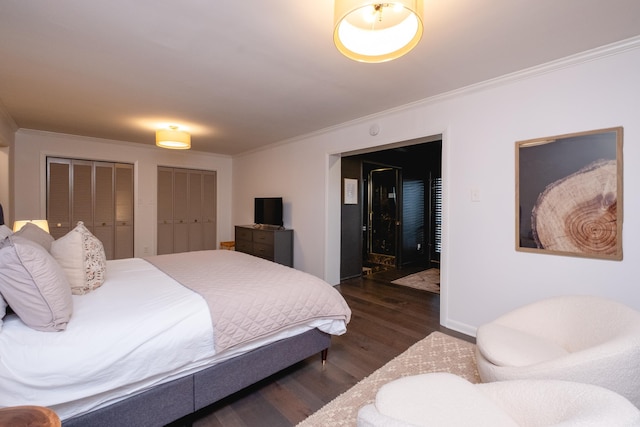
left=344, top=178, right=358, bottom=205
left=516, top=127, right=623, bottom=260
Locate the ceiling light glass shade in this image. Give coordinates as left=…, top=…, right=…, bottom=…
left=13, top=219, right=50, bottom=233
left=334, top=0, right=424, bottom=63
left=156, top=126, right=191, bottom=149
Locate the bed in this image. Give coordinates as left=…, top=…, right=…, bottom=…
left=0, top=216, right=351, bottom=426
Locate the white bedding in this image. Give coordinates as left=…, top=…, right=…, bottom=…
left=0, top=257, right=348, bottom=420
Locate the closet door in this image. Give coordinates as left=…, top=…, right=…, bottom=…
left=94, top=162, right=115, bottom=260
left=157, top=167, right=174, bottom=255
left=115, top=164, right=134, bottom=259
left=47, top=159, right=71, bottom=239
left=47, top=157, right=134, bottom=260
left=172, top=169, right=190, bottom=253
left=188, top=171, right=204, bottom=251
left=156, top=167, right=217, bottom=254
left=202, top=171, right=217, bottom=250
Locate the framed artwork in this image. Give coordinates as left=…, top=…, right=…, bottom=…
left=344, top=178, right=358, bottom=205
left=516, top=127, right=623, bottom=260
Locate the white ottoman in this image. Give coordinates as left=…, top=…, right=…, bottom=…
left=357, top=373, right=640, bottom=427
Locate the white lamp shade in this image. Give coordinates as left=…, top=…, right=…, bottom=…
left=13, top=219, right=50, bottom=233
left=334, top=0, right=424, bottom=63
left=156, top=127, right=191, bottom=149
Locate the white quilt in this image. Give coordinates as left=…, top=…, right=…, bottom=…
left=0, top=254, right=349, bottom=420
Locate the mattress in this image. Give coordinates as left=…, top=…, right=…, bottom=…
left=0, top=257, right=348, bottom=420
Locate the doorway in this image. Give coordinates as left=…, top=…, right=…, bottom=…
left=340, top=138, right=442, bottom=280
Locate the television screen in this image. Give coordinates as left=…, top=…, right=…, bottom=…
left=254, top=197, right=283, bottom=227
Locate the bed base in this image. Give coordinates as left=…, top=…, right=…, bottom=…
left=63, top=329, right=331, bottom=427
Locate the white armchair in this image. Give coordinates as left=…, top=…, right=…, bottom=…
left=475, top=295, right=640, bottom=407
left=356, top=373, right=640, bottom=427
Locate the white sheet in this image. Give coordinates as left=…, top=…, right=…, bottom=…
left=0, top=257, right=347, bottom=420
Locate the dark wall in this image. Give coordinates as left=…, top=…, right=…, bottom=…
left=340, top=156, right=363, bottom=280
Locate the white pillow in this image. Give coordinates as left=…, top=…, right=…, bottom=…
left=51, top=221, right=107, bottom=295
left=0, top=235, right=73, bottom=332
left=476, top=323, right=569, bottom=367
left=0, top=224, right=12, bottom=240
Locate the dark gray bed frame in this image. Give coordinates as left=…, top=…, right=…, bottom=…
left=63, top=328, right=330, bottom=427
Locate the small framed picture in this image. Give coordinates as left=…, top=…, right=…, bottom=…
left=516, top=127, right=623, bottom=260
left=344, top=178, right=358, bottom=205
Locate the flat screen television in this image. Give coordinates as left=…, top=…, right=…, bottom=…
left=254, top=197, right=283, bottom=227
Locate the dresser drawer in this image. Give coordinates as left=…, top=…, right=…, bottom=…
left=252, top=242, right=274, bottom=259
left=234, top=239, right=253, bottom=253
left=236, top=227, right=253, bottom=242
left=252, top=230, right=274, bottom=245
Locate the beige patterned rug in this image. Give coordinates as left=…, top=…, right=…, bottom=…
left=391, top=268, right=440, bottom=294
left=297, top=332, right=479, bottom=427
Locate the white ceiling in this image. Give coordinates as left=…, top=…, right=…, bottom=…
left=1, top=1, right=639, bottom=155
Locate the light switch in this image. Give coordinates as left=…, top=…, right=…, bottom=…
left=471, top=188, right=481, bottom=202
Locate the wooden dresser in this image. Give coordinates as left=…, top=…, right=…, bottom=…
left=234, top=225, right=293, bottom=267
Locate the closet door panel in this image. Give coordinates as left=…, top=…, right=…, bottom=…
left=115, top=164, right=134, bottom=259
left=72, top=161, right=93, bottom=228
left=173, top=169, right=189, bottom=253
left=157, top=168, right=174, bottom=255
left=188, top=171, right=203, bottom=251
left=202, top=171, right=216, bottom=250
left=94, top=163, right=115, bottom=260
left=47, top=159, right=71, bottom=239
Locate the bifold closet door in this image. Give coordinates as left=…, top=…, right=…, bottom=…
left=157, top=167, right=216, bottom=254
left=47, top=157, right=134, bottom=260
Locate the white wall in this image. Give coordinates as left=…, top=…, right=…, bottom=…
left=0, top=100, right=17, bottom=221
left=234, top=39, right=640, bottom=336
left=13, top=130, right=233, bottom=256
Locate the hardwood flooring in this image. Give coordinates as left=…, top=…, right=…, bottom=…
left=173, top=268, right=474, bottom=427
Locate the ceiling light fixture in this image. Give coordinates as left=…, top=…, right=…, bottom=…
left=334, top=0, right=424, bottom=63
left=156, top=125, right=191, bottom=150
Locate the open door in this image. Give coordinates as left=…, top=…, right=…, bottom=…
left=367, top=166, right=401, bottom=268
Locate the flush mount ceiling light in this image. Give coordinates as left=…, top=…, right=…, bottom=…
left=156, top=125, right=191, bottom=150
left=334, top=0, right=424, bottom=63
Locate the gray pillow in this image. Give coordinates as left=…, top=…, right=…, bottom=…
left=0, top=235, right=73, bottom=331
left=0, top=224, right=12, bottom=240
left=14, top=222, right=54, bottom=252
left=0, top=292, right=6, bottom=332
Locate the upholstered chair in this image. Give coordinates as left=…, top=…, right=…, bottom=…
left=475, top=295, right=640, bottom=408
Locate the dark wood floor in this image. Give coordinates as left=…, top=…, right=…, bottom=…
left=175, top=267, right=473, bottom=427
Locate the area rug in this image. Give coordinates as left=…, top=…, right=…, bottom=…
left=391, top=268, right=440, bottom=294
left=297, top=332, right=479, bottom=427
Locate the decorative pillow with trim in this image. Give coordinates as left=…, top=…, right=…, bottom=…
left=51, top=221, right=107, bottom=295
left=0, top=235, right=73, bottom=331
